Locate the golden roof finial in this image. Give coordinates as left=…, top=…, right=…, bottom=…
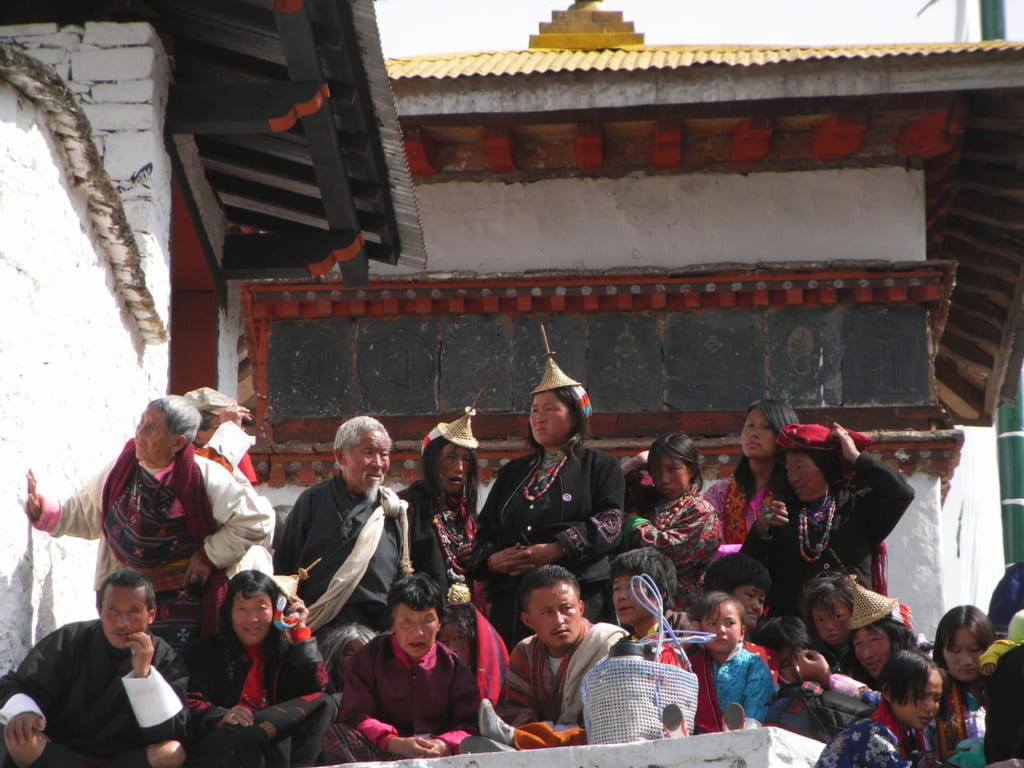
left=530, top=1, right=644, bottom=50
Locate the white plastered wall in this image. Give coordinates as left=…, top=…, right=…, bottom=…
left=373, top=166, right=925, bottom=276
left=0, top=23, right=173, bottom=669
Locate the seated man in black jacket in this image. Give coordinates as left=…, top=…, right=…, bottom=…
left=0, top=569, right=188, bottom=768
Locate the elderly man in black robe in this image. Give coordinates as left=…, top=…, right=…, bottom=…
left=274, top=416, right=412, bottom=635
left=0, top=569, right=188, bottom=768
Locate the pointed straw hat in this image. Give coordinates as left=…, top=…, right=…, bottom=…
left=423, top=406, right=479, bottom=452
left=531, top=355, right=582, bottom=394
left=529, top=326, right=592, bottom=416
left=847, top=576, right=899, bottom=630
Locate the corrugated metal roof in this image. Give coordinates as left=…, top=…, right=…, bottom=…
left=388, top=41, right=1024, bottom=80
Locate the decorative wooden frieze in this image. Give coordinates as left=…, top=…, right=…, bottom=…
left=250, top=430, right=963, bottom=493
left=246, top=265, right=953, bottom=320
left=242, top=263, right=956, bottom=466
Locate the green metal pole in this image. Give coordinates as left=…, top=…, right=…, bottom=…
left=986, top=0, right=1015, bottom=566
left=981, top=0, right=1006, bottom=40
left=997, top=375, right=1024, bottom=564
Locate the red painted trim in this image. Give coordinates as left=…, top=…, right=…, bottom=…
left=483, top=127, right=516, bottom=174
left=273, top=0, right=303, bottom=13
left=812, top=114, right=866, bottom=160
left=267, top=111, right=297, bottom=133
left=654, top=122, right=682, bottom=169
left=404, top=129, right=437, bottom=175
left=898, top=108, right=964, bottom=159
left=731, top=119, right=773, bottom=164
left=575, top=124, right=603, bottom=171
left=248, top=433, right=962, bottom=488
left=306, top=233, right=364, bottom=277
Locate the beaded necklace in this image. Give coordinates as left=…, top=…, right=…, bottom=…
left=654, top=491, right=697, bottom=519
left=797, top=495, right=837, bottom=562
left=432, top=496, right=473, bottom=602
left=523, top=452, right=567, bottom=502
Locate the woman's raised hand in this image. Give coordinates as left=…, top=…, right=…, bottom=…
left=25, top=470, right=41, bottom=522
left=287, top=595, right=309, bottom=628
left=829, top=421, right=861, bottom=465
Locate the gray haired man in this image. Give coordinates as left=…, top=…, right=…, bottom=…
left=273, top=416, right=411, bottom=635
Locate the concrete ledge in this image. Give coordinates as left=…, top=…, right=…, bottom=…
left=324, top=728, right=825, bottom=768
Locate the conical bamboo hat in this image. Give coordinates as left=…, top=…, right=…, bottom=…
left=423, top=406, right=479, bottom=451
left=848, top=576, right=899, bottom=630
left=531, top=356, right=582, bottom=394
left=531, top=324, right=582, bottom=393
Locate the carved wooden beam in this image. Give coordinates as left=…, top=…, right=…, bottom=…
left=951, top=188, right=1024, bottom=230
left=168, top=82, right=330, bottom=134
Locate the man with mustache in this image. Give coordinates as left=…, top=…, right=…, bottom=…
left=274, top=416, right=412, bottom=637
left=0, top=569, right=188, bottom=768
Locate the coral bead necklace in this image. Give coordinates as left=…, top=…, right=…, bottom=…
left=797, top=495, right=837, bottom=562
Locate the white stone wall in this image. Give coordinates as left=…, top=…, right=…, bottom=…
left=0, top=22, right=173, bottom=669
left=337, top=722, right=823, bottom=768
left=372, top=166, right=925, bottom=276
left=0, top=21, right=173, bottom=329
left=940, top=426, right=1005, bottom=614
left=886, top=475, right=944, bottom=637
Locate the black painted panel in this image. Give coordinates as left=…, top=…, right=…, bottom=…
left=588, top=314, right=663, bottom=411
left=267, top=318, right=352, bottom=419
left=355, top=318, right=439, bottom=414
left=841, top=306, right=930, bottom=405
left=665, top=311, right=765, bottom=410
left=512, top=316, right=588, bottom=409
left=767, top=308, right=842, bottom=407
left=441, top=316, right=515, bottom=412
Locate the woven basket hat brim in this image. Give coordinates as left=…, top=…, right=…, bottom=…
left=848, top=582, right=899, bottom=630
left=436, top=412, right=479, bottom=450
left=531, top=357, right=581, bottom=394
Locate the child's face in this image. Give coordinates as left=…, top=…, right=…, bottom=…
left=886, top=668, right=943, bottom=731
left=650, top=453, right=692, bottom=501
left=439, top=623, right=473, bottom=664
left=943, top=627, right=983, bottom=685
left=612, top=575, right=658, bottom=636
left=732, top=584, right=766, bottom=631
left=811, top=600, right=853, bottom=648
left=701, top=602, right=744, bottom=660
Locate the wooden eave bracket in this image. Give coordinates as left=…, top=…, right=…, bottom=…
left=267, top=84, right=331, bottom=133
left=575, top=123, right=603, bottom=171
left=812, top=114, right=866, bottom=160
left=731, top=119, right=773, bottom=164
left=404, top=126, right=438, bottom=175
left=483, top=126, right=516, bottom=174
left=899, top=107, right=966, bottom=159
left=307, top=232, right=366, bottom=277
left=653, top=122, right=683, bottom=169
left=223, top=230, right=368, bottom=285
